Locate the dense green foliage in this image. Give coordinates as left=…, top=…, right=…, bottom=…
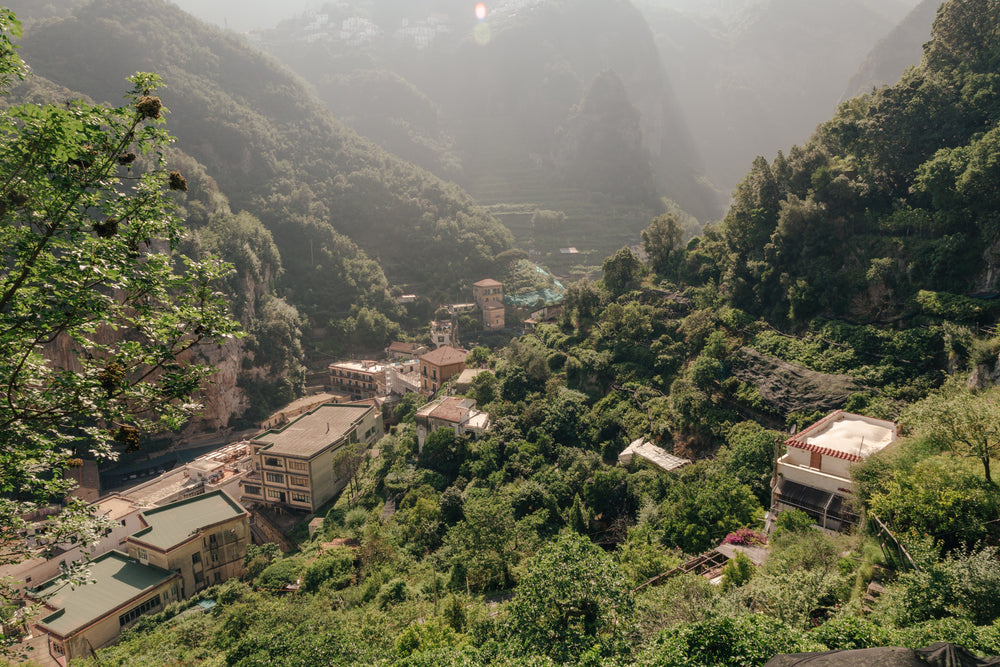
left=708, top=0, right=1000, bottom=326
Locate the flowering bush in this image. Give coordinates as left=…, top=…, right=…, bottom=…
left=722, top=528, right=767, bottom=547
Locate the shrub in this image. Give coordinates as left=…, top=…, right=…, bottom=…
left=302, top=548, right=355, bottom=592
left=256, top=558, right=302, bottom=590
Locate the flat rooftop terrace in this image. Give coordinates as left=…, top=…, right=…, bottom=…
left=789, top=411, right=896, bottom=460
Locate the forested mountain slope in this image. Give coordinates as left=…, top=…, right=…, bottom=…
left=708, top=0, right=1000, bottom=325
left=17, top=0, right=512, bottom=326
left=0, top=64, right=307, bottom=426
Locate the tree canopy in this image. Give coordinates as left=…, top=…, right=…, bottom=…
left=0, top=8, right=239, bottom=622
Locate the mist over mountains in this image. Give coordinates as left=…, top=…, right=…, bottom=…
left=159, top=0, right=931, bottom=216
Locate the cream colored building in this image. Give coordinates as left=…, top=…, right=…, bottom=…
left=30, top=551, right=182, bottom=662
left=771, top=411, right=897, bottom=531
left=241, top=403, right=383, bottom=513
left=125, top=490, right=250, bottom=598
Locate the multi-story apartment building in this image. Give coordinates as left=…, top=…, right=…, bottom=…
left=125, top=490, right=250, bottom=597
left=241, top=403, right=383, bottom=513
left=30, top=551, right=182, bottom=663
left=30, top=490, right=249, bottom=662
left=329, top=360, right=385, bottom=398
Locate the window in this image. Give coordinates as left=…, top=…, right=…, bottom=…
left=265, top=472, right=284, bottom=484
left=192, top=552, right=201, bottom=565
left=291, top=492, right=310, bottom=504
left=287, top=459, right=308, bottom=472
left=263, top=456, right=282, bottom=468
left=243, top=484, right=261, bottom=496
left=213, top=571, right=222, bottom=584
left=119, top=594, right=161, bottom=626
left=209, top=533, right=218, bottom=545
left=266, top=489, right=282, bottom=500
left=136, top=547, right=148, bottom=562
left=289, top=475, right=309, bottom=487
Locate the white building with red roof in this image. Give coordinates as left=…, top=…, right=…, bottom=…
left=771, top=410, right=897, bottom=531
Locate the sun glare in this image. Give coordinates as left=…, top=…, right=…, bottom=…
left=475, top=3, right=487, bottom=21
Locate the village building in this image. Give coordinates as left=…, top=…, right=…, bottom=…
left=415, top=397, right=490, bottom=452
left=124, top=490, right=250, bottom=598
left=329, top=360, right=385, bottom=399
left=386, top=341, right=428, bottom=360
left=430, top=319, right=455, bottom=348
left=385, top=358, right=421, bottom=396
left=448, top=302, right=477, bottom=315
left=29, top=550, right=182, bottom=663
left=770, top=410, right=897, bottom=531
left=419, top=345, right=468, bottom=395
left=618, top=437, right=691, bottom=473
left=483, top=302, right=506, bottom=330
left=119, top=441, right=253, bottom=508
left=472, top=279, right=505, bottom=329
left=241, top=403, right=383, bottom=512
left=472, top=279, right=503, bottom=310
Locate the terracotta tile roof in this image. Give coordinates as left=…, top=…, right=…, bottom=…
left=473, top=278, right=502, bottom=287
left=420, top=346, right=468, bottom=366
left=429, top=397, right=473, bottom=423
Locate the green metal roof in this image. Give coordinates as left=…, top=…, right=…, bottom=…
left=130, top=490, right=247, bottom=551
left=32, top=551, right=177, bottom=637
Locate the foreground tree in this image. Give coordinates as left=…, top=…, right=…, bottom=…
left=0, top=8, right=239, bottom=625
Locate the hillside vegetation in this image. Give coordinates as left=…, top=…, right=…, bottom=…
left=71, top=2, right=1000, bottom=665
